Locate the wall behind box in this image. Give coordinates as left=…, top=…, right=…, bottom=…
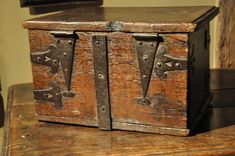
left=0, top=0, right=217, bottom=105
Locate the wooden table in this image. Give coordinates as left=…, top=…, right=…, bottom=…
left=2, top=70, right=235, bottom=156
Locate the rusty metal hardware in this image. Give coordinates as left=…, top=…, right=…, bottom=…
left=33, top=81, right=62, bottom=109
left=133, top=34, right=162, bottom=105
left=92, top=35, right=112, bottom=130
left=154, top=45, right=187, bottom=79
left=30, top=31, right=77, bottom=92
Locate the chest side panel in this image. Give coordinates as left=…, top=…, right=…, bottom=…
left=108, top=33, right=188, bottom=129
left=29, top=30, right=98, bottom=126
left=188, top=23, right=211, bottom=129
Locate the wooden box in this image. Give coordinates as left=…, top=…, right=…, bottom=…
left=23, top=6, right=218, bottom=136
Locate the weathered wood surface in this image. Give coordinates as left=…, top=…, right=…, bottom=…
left=29, top=30, right=188, bottom=135
left=216, top=0, right=235, bottom=68
left=2, top=74, right=235, bottom=155
left=23, top=6, right=218, bottom=32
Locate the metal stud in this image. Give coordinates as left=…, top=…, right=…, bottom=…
left=175, top=62, right=181, bottom=68
left=95, top=40, right=100, bottom=46
left=142, top=75, right=147, bottom=79
left=98, top=73, right=104, bottom=79
left=156, top=62, right=162, bottom=68
left=68, top=40, right=72, bottom=44
left=137, top=41, right=143, bottom=46
left=142, top=55, right=149, bottom=60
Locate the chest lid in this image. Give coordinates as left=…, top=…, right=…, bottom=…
left=23, top=6, right=218, bottom=33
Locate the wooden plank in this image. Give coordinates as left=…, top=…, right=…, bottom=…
left=2, top=83, right=235, bottom=156
left=22, top=6, right=218, bottom=33
left=216, top=0, right=235, bottom=68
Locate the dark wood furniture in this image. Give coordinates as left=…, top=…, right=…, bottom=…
left=2, top=70, right=235, bottom=156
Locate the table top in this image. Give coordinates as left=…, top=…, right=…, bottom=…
left=2, top=70, right=235, bottom=156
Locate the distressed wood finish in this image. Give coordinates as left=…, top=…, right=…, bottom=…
left=23, top=6, right=218, bottom=33
left=2, top=82, right=235, bottom=156
left=29, top=30, right=98, bottom=126
left=30, top=31, right=188, bottom=135
left=216, top=0, right=235, bottom=68
left=24, top=7, right=218, bottom=135
left=109, top=33, right=188, bottom=129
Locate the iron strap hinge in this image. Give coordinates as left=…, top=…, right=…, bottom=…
left=33, top=81, right=63, bottom=109
left=154, top=45, right=187, bottom=79
left=30, top=31, right=78, bottom=92
left=92, top=35, right=112, bottom=130
left=133, top=34, right=187, bottom=105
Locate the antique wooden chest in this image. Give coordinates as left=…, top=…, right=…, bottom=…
left=23, top=6, right=218, bottom=136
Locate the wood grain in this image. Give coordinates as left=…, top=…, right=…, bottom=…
left=29, top=31, right=189, bottom=135
left=24, top=6, right=218, bottom=135
left=108, top=33, right=188, bottom=129
left=23, top=6, right=218, bottom=33
left=217, top=0, right=235, bottom=68
left=2, top=83, right=235, bottom=156
left=29, top=30, right=98, bottom=126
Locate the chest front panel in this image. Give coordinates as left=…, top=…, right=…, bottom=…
left=29, top=30, right=188, bottom=131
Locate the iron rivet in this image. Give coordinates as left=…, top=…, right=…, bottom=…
left=98, top=74, right=104, bottom=79
left=65, top=68, right=68, bottom=72
left=156, top=62, right=162, bottom=68
left=175, top=63, right=181, bottom=68
left=43, top=93, right=48, bottom=98
left=100, top=106, right=106, bottom=112
left=21, top=135, right=26, bottom=138
left=143, top=55, right=149, bottom=60
left=142, top=75, right=147, bottom=78
left=137, top=42, right=143, bottom=46
left=95, top=40, right=100, bottom=46
left=63, top=52, right=67, bottom=57
left=55, top=93, right=60, bottom=98
left=37, top=57, right=42, bottom=62
left=53, top=59, right=57, bottom=64
left=68, top=40, right=72, bottom=44
left=150, top=43, right=154, bottom=46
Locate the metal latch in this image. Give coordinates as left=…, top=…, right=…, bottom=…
left=154, top=45, right=187, bottom=79
left=92, top=35, right=112, bottom=130
left=33, top=81, right=62, bottom=109
left=30, top=31, right=77, bottom=92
